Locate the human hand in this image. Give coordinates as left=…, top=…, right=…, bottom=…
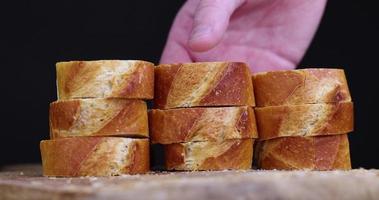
left=160, top=0, right=327, bottom=72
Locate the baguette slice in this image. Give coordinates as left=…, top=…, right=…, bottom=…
left=154, top=62, right=255, bottom=109
left=49, top=99, right=148, bottom=139
left=150, top=106, right=258, bottom=144
left=56, top=60, right=154, bottom=100
left=253, top=68, right=351, bottom=106
left=255, top=102, right=354, bottom=140
left=256, top=134, right=351, bottom=170
left=164, top=139, right=253, bottom=171
left=40, top=137, right=149, bottom=176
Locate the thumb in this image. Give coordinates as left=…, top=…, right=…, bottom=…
left=188, top=0, right=245, bottom=52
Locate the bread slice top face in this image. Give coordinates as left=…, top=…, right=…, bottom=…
left=154, top=62, right=255, bottom=109
left=56, top=60, right=154, bottom=100
left=252, top=68, right=351, bottom=106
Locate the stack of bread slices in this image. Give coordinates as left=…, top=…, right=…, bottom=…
left=40, top=60, right=154, bottom=176
left=253, top=69, right=354, bottom=170
left=40, top=61, right=354, bottom=175
left=150, top=62, right=259, bottom=170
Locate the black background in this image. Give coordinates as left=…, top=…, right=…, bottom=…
left=0, top=1, right=378, bottom=168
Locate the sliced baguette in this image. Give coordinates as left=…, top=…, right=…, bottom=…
left=49, top=99, right=148, bottom=138
left=164, top=139, right=253, bottom=171
left=40, top=137, right=149, bottom=176
left=256, top=134, right=351, bottom=170
left=149, top=106, right=258, bottom=144
left=253, top=68, right=351, bottom=106
left=154, top=62, right=255, bottom=109
left=255, top=102, right=354, bottom=140
left=56, top=60, right=154, bottom=100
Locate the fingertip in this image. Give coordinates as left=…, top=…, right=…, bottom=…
left=187, top=0, right=246, bottom=52
left=160, top=41, right=193, bottom=64
left=188, top=32, right=218, bottom=52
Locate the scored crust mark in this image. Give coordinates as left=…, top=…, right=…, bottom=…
left=50, top=99, right=148, bottom=138
left=179, top=140, right=236, bottom=170
left=314, top=135, right=341, bottom=170
left=166, top=63, right=228, bottom=108
left=335, top=134, right=351, bottom=169
left=115, top=61, right=154, bottom=99
left=257, top=135, right=351, bottom=170
left=183, top=140, right=234, bottom=170
left=253, top=70, right=305, bottom=106
left=56, top=60, right=154, bottom=99
left=40, top=137, right=102, bottom=176
left=110, top=61, right=142, bottom=97
left=78, top=138, right=128, bottom=176
left=164, top=143, right=185, bottom=169
left=49, top=100, right=81, bottom=132
left=57, top=61, right=98, bottom=100
left=154, top=62, right=254, bottom=109
left=164, top=139, right=253, bottom=171
left=40, top=137, right=149, bottom=176
left=304, top=70, right=343, bottom=104
left=255, top=105, right=288, bottom=140
left=306, top=69, right=351, bottom=103
left=149, top=107, right=258, bottom=144
left=187, top=107, right=241, bottom=142
left=64, top=99, right=122, bottom=136
left=96, top=100, right=148, bottom=137
left=154, top=63, right=182, bottom=109
left=258, top=138, right=302, bottom=170
left=58, top=60, right=125, bottom=99
left=318, top=102, right=354, bottom=135
left=318, top=135, right=350, bottom=170
left=75, top=138, right=111, bottom=176
left=199, top=62, right=254, bottom=106
left=271, top=137, right=315, bottom=169
left=122, top=141, right=139, bottom=173
left=252, top=68, right=352, bottom=106
left=124, top=140, right=150, bottom=173
left=255, top=102, right=354, bottom=140
left=278, top=104, right=329, bottom=137
left=236, top=107, right=257, bottom=139
left=149, top=108, right=204, bottom=144
left=200, top=139, right=253, bottom=170
left=236, top=108, right=249, bottom=133
left=260, top=153, right=300, bottom=170
left=257, top=137, right=301, bottom=170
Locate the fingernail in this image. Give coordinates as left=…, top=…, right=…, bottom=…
left=190, top=25, right=212, bottom=40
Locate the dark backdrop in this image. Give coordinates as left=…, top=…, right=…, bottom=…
left=1, top=1, right=378, bottom=168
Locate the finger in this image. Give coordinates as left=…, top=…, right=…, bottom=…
left=160, top=41, right=192, bottom=64
left=188, top=0, right=246, bottom=52
left=160, top=1, right=199, bottom=64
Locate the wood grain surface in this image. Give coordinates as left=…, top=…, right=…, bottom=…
left=0, top=165, right=378, bottom=200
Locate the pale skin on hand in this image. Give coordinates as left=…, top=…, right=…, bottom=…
left=160, top=0, right=327, bottom=72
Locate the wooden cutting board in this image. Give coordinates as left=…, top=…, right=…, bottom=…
left=0, top=164, right=378, bottom=200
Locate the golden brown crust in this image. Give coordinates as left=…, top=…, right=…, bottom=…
left=255, top=102, right=354, bottom=140
left=256, top=135, right=351, bottom=170
left=149, top=106, right=258, bottom=144
left=253, top=68, right=351, bottom=106
left=164, top=139, right=254, bottom=171
left=154, top=62, right=255, bottom=109
left=40, top=137, right=150, bottom=176
left=56, top=60, right=154, bottom=100
left=49, top=99, right=148, bottom=138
